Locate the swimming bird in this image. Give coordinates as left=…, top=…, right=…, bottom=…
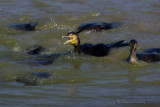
left=143, top=48, right=160, bottom=54
left=7, top=22, right=37, bottom=31
left=76, top=22, right=123, bottom=33
left=126, top=39, right=160, bottom=63
left=28, top=51, right=71, bottom=65
left=62, top=32, right=126, bottom=57
left=25, top=45, right=45, bottom=55
left=14, top=72, right=52, bottom=86
left=25, top=45, right=71, bottom=65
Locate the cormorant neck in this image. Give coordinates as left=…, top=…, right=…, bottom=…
left=129, top=49, right=136, bottom=57
left=73, top=39, right=81, bottom=54
left=73, top=44, right=81, bottom=54
left=128, top=48, right=138, bottom=63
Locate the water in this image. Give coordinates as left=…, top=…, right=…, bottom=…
left=0, top=0, right=160, bottom=106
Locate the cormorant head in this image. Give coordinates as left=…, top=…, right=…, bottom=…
left=129, top=39, right=137, bottom=54
left=62, top=32, right=80, bottom=46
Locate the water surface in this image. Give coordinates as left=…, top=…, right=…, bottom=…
left=0, top=0, right=160, bottom=106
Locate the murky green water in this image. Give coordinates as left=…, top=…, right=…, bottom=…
left=0, top=0, right=160, bottom=106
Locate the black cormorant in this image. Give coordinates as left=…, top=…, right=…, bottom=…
left=143, top=48, right=160, bottom=54
left=25, top=45, right=71, bottom=65
left=126, top=39, right=160, bottom=63
left=76, top=22, right=123, bottom=33
left=7, top=22, right=37, bottom=31
left=62, top=32, right=126, bottom=57
left=25, top=45, right=45, bottom=55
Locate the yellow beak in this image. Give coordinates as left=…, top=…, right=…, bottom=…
left=62, top=36, right=73, bottom=45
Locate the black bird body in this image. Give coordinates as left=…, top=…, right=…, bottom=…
left=14, top=72, right=52, bottom=86
left=80, top=41, right=124, bottom=57
left=80, top=43, right=109, bottom=56
left=28, top=51, right=71, bottom=65
left=62, top=32, right=125, bottom=57
left=127, top=39, right=160, bottom=63
left=77, top=22, right=123, bottom=33
left=143, top=48, right=160, bottom=54
left=136, top=53, right=160, bottom=62
left=7, top=22, right=37, bottom=31
left=25, top=45, right=71, bottom=65
left=25, top=45, right=45, bottom=55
